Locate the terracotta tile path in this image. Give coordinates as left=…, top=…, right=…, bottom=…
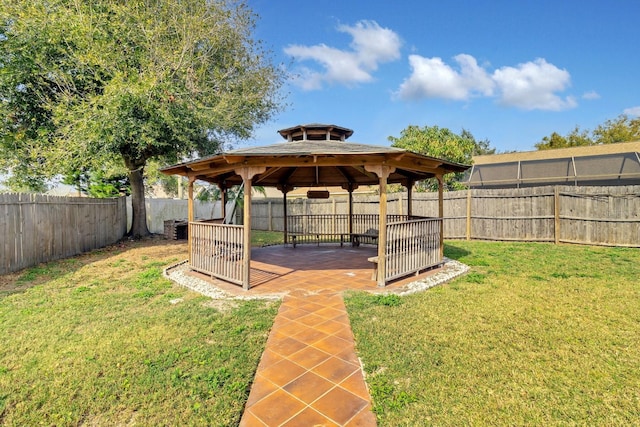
left=184, top=246, right=450, bottom=426
left=239, top=290, right=377, bottom=426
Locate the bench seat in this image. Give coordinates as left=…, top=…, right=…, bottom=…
left=288, top=233, right=350, bottom=248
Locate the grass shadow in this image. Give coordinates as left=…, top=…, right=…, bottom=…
left=443, top=242, right=471, bottom=260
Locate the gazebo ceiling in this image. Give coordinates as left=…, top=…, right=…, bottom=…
left=161, top=124, right=469, bottom=189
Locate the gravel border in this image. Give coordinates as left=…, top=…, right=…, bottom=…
left=390, top=257, right=470, bottom=296
left=163, top=257, right=469, bottom=301
left=163, top=260, right=283, bottom=301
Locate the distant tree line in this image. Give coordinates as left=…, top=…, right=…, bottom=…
left=535, top=114, right=640, bottom=150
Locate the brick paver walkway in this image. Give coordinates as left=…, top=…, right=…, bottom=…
left=183, top=246, right=452, bottom=426
left=240, top=290, right=376, bottom=426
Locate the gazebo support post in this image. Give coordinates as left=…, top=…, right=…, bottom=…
left=283, top=191, right=288, bottom=245
left=220, top=185, right=227, bottom=222
left=341, top=183, right=358, bottom=243
left=406, top=179, right=414, bottom=217
left=348, top=187, right=353, bottom=237
left=366, top=165, right=395, bottom=287
left=237, top=167, right=266, bottom=290
left=187, top=176, right=195, bottom=262
left=278, top=185, right=293, bottom=245
left=437, top=174, right=444, bottom=261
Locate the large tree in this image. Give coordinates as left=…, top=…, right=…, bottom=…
left=0, top=0, right=284, bottom=237
left=388, top=125, right=493, bottom=190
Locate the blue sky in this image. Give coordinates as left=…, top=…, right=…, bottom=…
left=246, top=0, right=640, bottom=153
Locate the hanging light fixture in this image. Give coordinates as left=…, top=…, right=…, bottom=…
left=307, top=190, right=330, bottom=199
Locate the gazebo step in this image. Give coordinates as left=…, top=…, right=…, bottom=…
left=367, top=256, right=379, bottom=280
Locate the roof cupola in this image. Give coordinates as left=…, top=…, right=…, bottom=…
left=277, top=124, right=354, bottom=142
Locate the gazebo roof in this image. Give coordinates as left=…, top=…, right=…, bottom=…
left=161, top=124, right=469, bottom=188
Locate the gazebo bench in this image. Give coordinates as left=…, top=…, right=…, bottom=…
left=289, top=231, right=380, bottom=248
left=350, top=231, right=379, bottom=247
left=289, top=232, right=351, bottom=248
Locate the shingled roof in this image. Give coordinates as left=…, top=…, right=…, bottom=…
left=161, top=124, right=469, bottom=188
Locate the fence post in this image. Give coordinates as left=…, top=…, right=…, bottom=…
left=554, top=186, right=560, bottom=244
left=466, top=189, right=472, bottom=241
left=268, top=201, right=273, bottom=231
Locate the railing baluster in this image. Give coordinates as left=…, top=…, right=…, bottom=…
left=383, top=217, right=442, bottom=282
left=189, top=222, right=245, bottom=285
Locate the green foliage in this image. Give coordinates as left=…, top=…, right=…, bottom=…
left=593, top=114, right=640, bottom=144
left=388, top=125, right=492, bottom=191
left=62, top=168, right=130, bottom=198
left=373, top=294, right=403, bottom=306
left=535, top=114, right=640, bottom=150
left=535, top=126, right=594, bottom=150
left=144, top=159, right=180, bottom=198
left=1, top=0, right=285, bottom=235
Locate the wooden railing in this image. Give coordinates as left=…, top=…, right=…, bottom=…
left=384, top=217, right=442, bottom=281
left=190, top=222, right=244, bottom=285
left=286, top=214, right=421, bottom=246
left=189, top=215, right=441, bottom=288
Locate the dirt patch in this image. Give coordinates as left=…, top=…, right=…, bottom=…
left=0, top=235, right=188, bottom=297
left=202, top=299, right=240, bottom=313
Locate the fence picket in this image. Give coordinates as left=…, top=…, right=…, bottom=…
left=0, top=194, right=127, bottom=274
left=250, top=185, right=640, bottom=247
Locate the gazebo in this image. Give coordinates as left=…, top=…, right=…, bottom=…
left=161, top=124, right=468, bottom=289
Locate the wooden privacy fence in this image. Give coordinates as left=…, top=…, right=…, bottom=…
left=190, top=222, right=244, bottom=285
left=0, top=194, right=127, bottom=275
left=250, top=185, right=640, bottom=247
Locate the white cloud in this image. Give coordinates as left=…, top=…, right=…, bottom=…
left=493, top=59, right=576, bottom=111
left=284, top=20, right=402, bottom=90
left=397, top=55, right=577, bottom=111
left=396, top=54, right=494, bottom=100
left=582, top=90, right=600, bottom=100
left=623, top=106, right=640, bottom=117
left=339, top=20, right=402, bottom=68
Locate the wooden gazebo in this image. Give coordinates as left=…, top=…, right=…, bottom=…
left=161, top=124, right=468, bottom=289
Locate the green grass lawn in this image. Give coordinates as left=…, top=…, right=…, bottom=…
left=2, top=237, right=639, bottom=426
left=0, top=238, right=279, bottom=426
left=345, top=241, right=640, bottom=426
left=250, top=230, right=284, bottom=247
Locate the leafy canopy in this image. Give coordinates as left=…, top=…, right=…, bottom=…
left=535, top=114, right=640, bottom=150
left=1, top=0, right=285, bottom=235
left=388, top=125, right=493, bottom=191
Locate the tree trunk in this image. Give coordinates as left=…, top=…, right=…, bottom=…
left=124, top=155, right=150, bottom=238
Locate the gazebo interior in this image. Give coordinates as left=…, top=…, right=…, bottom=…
left=161, top=124, right=468, bottom=290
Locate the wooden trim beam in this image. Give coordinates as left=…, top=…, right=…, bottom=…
left=253, top=166, right=282, bottom=184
